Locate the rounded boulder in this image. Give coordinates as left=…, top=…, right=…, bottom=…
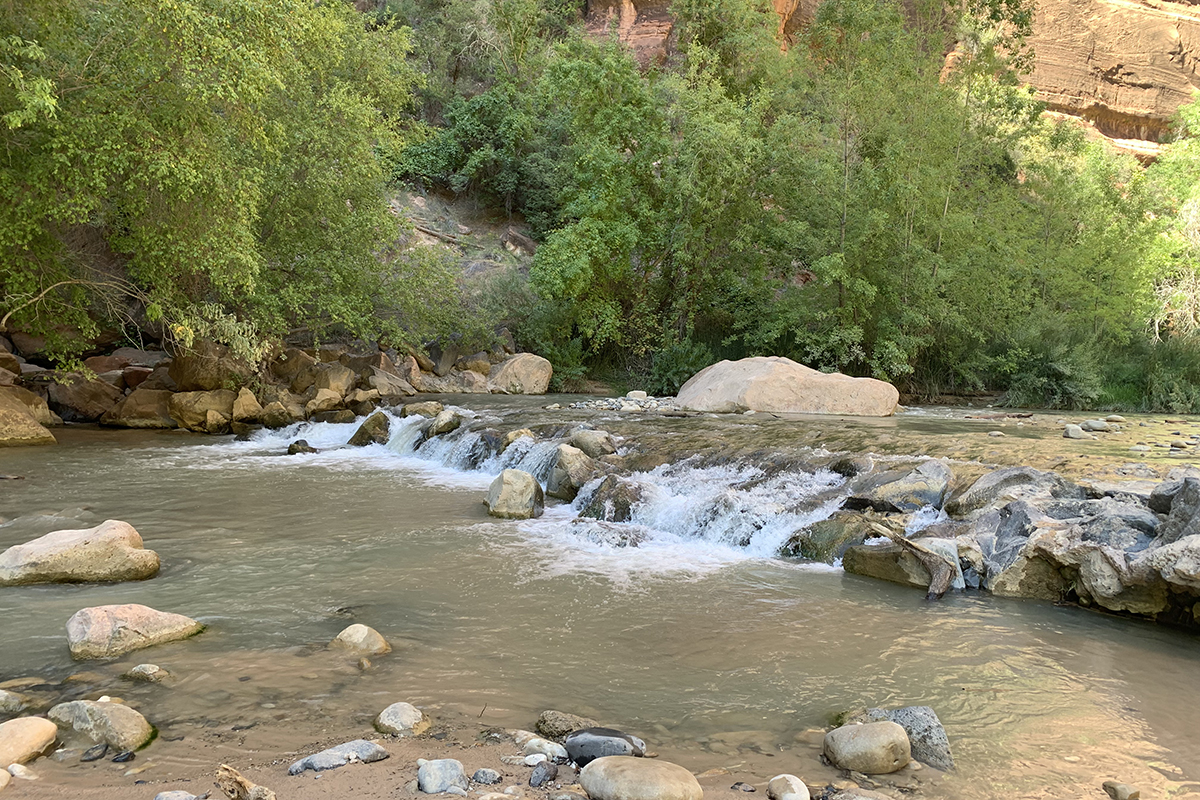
left=48, top=700, right=153, bottom=750
left=66, top=604, right=204, bottom=659
left=0, top=717, right=58, bottom=766
left=0, top=520, right=160, bottom=586
left=330, top=623, right=391, bottom=655
left=823, top=721, right=911, bottom=774
left=486, top=469, right=544, bottom=520
left=580, top=756, right=703, bottom=800
left=375, top=701, right=430, bottom=735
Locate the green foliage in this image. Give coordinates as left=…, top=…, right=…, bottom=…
left=646, top=340, right=715, bottom=396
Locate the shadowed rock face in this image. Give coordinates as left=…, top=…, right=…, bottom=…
left=584, top=0, right=1200, bottom=144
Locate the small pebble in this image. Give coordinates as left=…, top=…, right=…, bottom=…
left=8, top=764, right=37, bottom=780
left=81, top=743, right=109, bottom=762
left=111, top=750, right=135, bottom=763
left=530, top=761, right=558, bottom=788
left=474, top=768, right=502, bottom=785
left=524, top=754, right=547, bottom=766
left=731, top=782, right=756, bottom=792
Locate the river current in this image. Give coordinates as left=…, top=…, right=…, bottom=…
left=2, top=397, right=1199, bottom=799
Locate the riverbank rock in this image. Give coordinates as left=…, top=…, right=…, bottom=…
left=537, top=710, right=600, bottom=741
left=66, top=604, right=204, bottom=659
left=946, top=466, right=1085, bottom=516
left=169, top=389, right=236, bottom=433
left=169, top=341, right=247, bottom=391
left=369, top=370, right=417, bottom=400
left=100, top=389, right=177, bottom=428
left=330, top=624, right=391, bottom=655
left=375, top=702, right=430, bottom=735
left=403, top=401, right=443, bottom=418
left=842, top=543, right=931, bottom=589
left=287, top=739, right=390, bottom=774
left=580, top=756, right=702, bottom=800
left=547, top=445, right=595, bottom=501
left=767, top=775, right=810, bottom=800
left=0, top=520, right=160, bottom=586
left=489, top=354, right=553, bottom=395
left=348, top=411, right=391, bottom=447
left=306, top=388, right=342, bottom=415
left=232, top=388, right=263, bottom=423
left=0, top=717, right=58, bottom=765
left=47, top=376, right=123, bottom=422
left=565, top=728, right=646, bottom=767
left=844, top=707, right=952, bottom=772
left=676, top=357, right=898, bottom=417
left=48, top=700, right=152, bottom=750
left=486, top=470, right=545, bottom=520
left=1, top=385, right=61, bottom=427
left=823, top=722, right=910, bottom=774
left=0, top=390, right=56, bottom=447
left=417, top=758, right=469, bottom=793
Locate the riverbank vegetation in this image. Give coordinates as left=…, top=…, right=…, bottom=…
left=4, top=0, right=1200, bottom=410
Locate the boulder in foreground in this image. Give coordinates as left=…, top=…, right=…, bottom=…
left=0, top=520, right=160, bottom=586
left=676, top=357, right=898, bottom=417
left=67, top=604, right=204, bottom=659
left=0, top=717, right=58, bottom=766
left=48, top=699, right=153, bottom=750
left=486, top=469, right=544, bottom=519
left=823, top=721, right=911, bottom=774
left=580, top=756, right=702, bottom=800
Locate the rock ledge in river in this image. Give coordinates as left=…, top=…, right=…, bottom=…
left=0, top=520, right=160, bottom=586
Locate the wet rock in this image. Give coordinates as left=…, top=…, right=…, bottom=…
left=429, top=409, right=463, bottom=436
left=530, top=761, right=559, bottom=788
left=0, top=717, right=58, bottom=765
left=823, top=722, right=911, bottom=774
left=306, top=388, right=342, bottom=415
left=1102, top=781, right=1140, bottom=800
left=330, top=624, right=391, bottom=656
left=579, top=756, right=702, bottom=800
left=110, top=749, right=134, bottom=762
left=169, top=389, right=236, bottom=433
left=0, top=389, right=56, bottom=447
left=524, top=737, right=568, bottom=760
left=169, top=341, right=248, bottom=391
left=217, top=763, right=277, bottom=800
left=0, top=689, right=27, bottom=714
left=312, top=409, right=355, bottom=424
left=564, top=728, right=646, bottom=767
left=47, top=376, right=124, bottom=422
left=571, top=430, right=617, bottom=458
left=841, top=543, right=931, bottom=589
left=80, top=743, right=107, bottom=761
left=946, top=466, right=1085, bottom=516
left=502, top=429, right=535, bottom=450
left=375, top=702, right=430, bottom=735
left=474, top=768, right=503, bottom=784
left=676, top=356, right=898, bottom=417
left=66, top=604, right=204, bottom=659
left=417, top=758, right=469, bottom=793
left=287, top=739, right=389, bottom=774
left=124, top=664, right=169, bottom=683
left=48, top=700, right=153, bottom=750
left=489, top=354, right=553, bottom=395
left=845, top=707, right=952, bottom=771
left=766, top=774, right=810, bottom=800
left=536, top=710, right=600, bottom=741
left=287, top=439, right=317, bottom=455
left=0, top=519, right=160, bottom=586
left=486, top=470, right=545, bottom=520
left=781, top=513, right=869, bottom=563
left=848, top=459, right=953, bottom=512
left=100, top=388, right=177, bottom=429
left=403, top=401, right=444, bottom=418
left=348, top=411, right=390, bottom=447
left=232, top=388, right=263, bottom=423
left=260, top=402, right=294, bottom=429
left=546, top=445, right=595, bottom=501
left=578, top=476, right=642, bottom=523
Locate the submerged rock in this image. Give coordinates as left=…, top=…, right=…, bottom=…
left=124, top=664, right=170, bottom=683
left=348, top=411, right=390, bottom=447
left=781, top=513, right=869, bottom=563
left=578, top=476, right=642, bottom=523
left=330, top=624, right=391, bottom=656
left=288, top=739, right=389, bottom=774
left=564, top=728, right=646, bottom=767
left=579, top=756, right=702, bottom=800
left=0, top=520, right=160, bottom=586
left=48, top=700, right=153, bottom=750
left=0, top=717, right=58, bottom=766
left=823, top=721, right=910, bottom=774
left=66, top=604, right=204, bottom=659
left=486, top=469, right=545, bottom=520
left=417, top=757, right=469, bottom=793
left=287, top=439, right=317, bottom=455
left=676, top=356, right=899, bottom=417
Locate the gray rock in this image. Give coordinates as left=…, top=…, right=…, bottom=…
left=124, top=664, right=170, bottom=683
left=823, top=721, right=910, bottom=774
left=530, top=760, right=558, bottom=787
left=48, top=700, right=153, bottom=750
left=848, top=459, right=953, bottom=512
left=473, top=768, right=502, bottom=784
left=1063, top=424, right=1087, bottom=439
left=947, top=466, right=1085, bottom=516
left=766, top=774, right=810, bottom=800
left=1081, top=419, right=1110, bottom=432
left=1156, top=478, right=1200, bottom=544
left=1149, top=479, right=1185, bottom=514
left=154, top=792, right=202, bottom=800
left=850, top=707, right=953, bottom=771
left=287, top=739, right=389, bottom=774
left=564, top=728, right=646, bottom=767
left=418, top=758, right=469, bottom=793
left=375, top=702, right=429, bottom=735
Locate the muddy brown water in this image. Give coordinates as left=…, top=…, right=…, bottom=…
left=2, top=398, right=1200, bottom=799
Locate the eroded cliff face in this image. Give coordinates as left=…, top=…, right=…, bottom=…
left=585, top=0, right=1200, bottom=144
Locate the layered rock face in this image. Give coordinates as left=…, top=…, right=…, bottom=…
left=585, top=0, right=1200, bottom=144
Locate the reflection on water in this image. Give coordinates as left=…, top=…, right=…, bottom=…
left=1, top=400, right=1199, bottom=799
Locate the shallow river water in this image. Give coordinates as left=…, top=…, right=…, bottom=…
left=2, top=398, right=1200, bottom=799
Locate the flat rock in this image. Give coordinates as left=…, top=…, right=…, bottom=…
left=570, top=429, right=617, bottom=458
left=418, top=758, right=469, bottom=793
left=565, top=728, right=646, bottom=767
left=124, top=664, right=170, bottom=683
left=0, top=520, right=160, bottom=586
left=823, top=722, right=910, bottom=774
left=330, top=623, right=391, bottom=655
left=288, top=739, right=389, bottom=774
left=66, top=604, right=204, bottom=659
left=0, top=717, right=58, bottom=765
left=676, top=356, right=898, bottom=417
left=375, top=702, right=430, bottom=735
left=580, top=756, right=703, bottom=800
left=48, top=700, right=152, bottom=750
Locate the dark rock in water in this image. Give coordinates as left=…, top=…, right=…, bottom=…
left=579, top=475, right=643, bottom=523
left=80, top=743, right=108, bottom=762
left=530, top=760, right=558, bottom=787
left=111, top=750, right=135, bottom=763
left=564, top=727, right=646, bottom=767
left=846, top=459, right=953, bottom=512
left=348, top=411, right=390, bottom=447
left=287, top=439, right=317, bottom=455
left=847, top=705, right=954, bottom=772
left=780, top=512, right=868, bottom=563
left=827, top=455, right=873, bottom=478
left=537, top=709, right=600, bottom=741
left=574, top=521, right=648, bottom=548
left=472, top=768, right=502, bottom=784
left=312, top=409, right=356, bottom=424
left=231, top=422, right=262, bottom=440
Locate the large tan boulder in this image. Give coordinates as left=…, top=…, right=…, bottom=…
left=823, top=721, right=911, bottom=774
left=485, top=469, right=545, bottom=519
left=66, top=604, right=204, bottom=659
left=1, top=385, right=61, bottom=426
left=580, top=756, right=703, bottom=800
left=314, top=362, right=358, bottom=397
left=48, top=700, right=153, bottom=750
left=0, top=520, right=160, bottom=586
left=169, top=389, right=236, bottom=433
left=101, top=388, right=177, bottom=429
left=0, top=389, right=55, bottom=447
left=369, top=369, right=417, bottom=400
left=306, top=388, right=342, bottom=415
left=232, top=387, right=263, bottom=423
left=546, top=444, right=595, bottom=501
left=168, top=340, right=248, bottom=391
left=47, top=375, right=123, bottom=421
left=0, top=717, right=57, bottom=766
left=488, top=354, right=553, bottom=395
left=419, top=369, right=490, bottom=393
left=676, top=357, right=898, bottom=416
